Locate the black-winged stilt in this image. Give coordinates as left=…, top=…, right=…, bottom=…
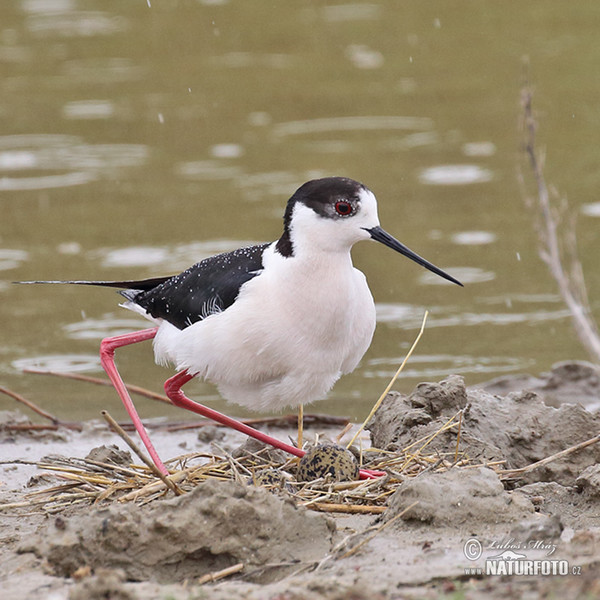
left=22, top=177, right=462, bottom=479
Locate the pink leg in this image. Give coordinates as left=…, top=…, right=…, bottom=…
left=165, top=370, right=305, bottom=457
left=100, top=328, right=170, bottom=476
left=164, top=370, right=385, bottom=480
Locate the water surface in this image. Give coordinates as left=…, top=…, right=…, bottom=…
left=1, top=1, right=599, bottom=422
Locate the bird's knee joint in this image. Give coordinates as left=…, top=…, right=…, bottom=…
left=99, top=338, right=115, bottom=360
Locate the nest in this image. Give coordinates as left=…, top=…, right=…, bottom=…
left=4, top=409, right=507, bottom=516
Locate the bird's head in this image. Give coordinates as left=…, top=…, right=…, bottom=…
left=277, top=177, right=462, bottom=286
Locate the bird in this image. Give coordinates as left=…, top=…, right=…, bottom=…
left=21, top=177, right=462, bottom=479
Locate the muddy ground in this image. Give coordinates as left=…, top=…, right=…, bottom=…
left=1, top=361, right=600, bottom=599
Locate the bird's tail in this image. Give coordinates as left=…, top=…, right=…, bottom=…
left=13, top=277, right=170, bottom=291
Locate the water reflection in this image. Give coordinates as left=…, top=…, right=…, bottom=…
left=462, top=142, right=497, bottom=157
left=24, top=2, right=128, bottom=38
left=450, top=231, right=497, bottom=245
left=320, top=4, right=382, bottom=22
left=419, top=267, right=494, bottom=285
left=92, top=240, right=258, bottom=272
left=62, top=100, right=115, bottom=120
left=345, top=44, right=384, bottom=69
left=12, top=354, right=101, bottom=373
left=380, top=131, right=439, bottom=150
left=60, top=58, right=146, bottom=84
left=364, top=353, right=533, bottom=380
left=581, top=202, right=600, bottom=217
left=175, top=161, right=243, bottom=181
left=0, top=249, right=29, bottom=271
left=0, top=134, right=148, bottom=191
left=210, top=144, right=244, bottom=159
left=376, top=299, right=572, bottom=330
left=234, top=171, right=300, bottom=199
left=419, top=165, right=494, bottom=185
left=210, top=53, right=292, bottom=69
left=0, top=171, right=96, bottom=191
left=273, top=116, right=434, bottom=137
left=21, top=0, right=75, bottom=13
left=63, top=316, right=148, bottom=340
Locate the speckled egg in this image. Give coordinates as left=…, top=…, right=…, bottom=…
left=297, top=443, right=359, bottom=482
left=251, top=468, right=286, bottom=488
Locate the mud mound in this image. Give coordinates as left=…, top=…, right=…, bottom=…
left=367, top=375, right=600, bottom=485
left=478, top=360, right=600, bottom=409
left=385, top=467, right=535, bottom=527
left=22, top=479, right=335, bottom=583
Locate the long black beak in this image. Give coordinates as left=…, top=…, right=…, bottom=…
left=365, top=226, right=463, bottom=287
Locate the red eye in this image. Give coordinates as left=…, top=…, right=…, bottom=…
left=335, top=201, right=353, bottom=216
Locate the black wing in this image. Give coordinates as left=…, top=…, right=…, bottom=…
left=122, top=243, right=270, bottom=330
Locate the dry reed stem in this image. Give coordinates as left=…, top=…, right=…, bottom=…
left=346, top=310, right=428, bottom=449
left=197, top=562, right=244, bottom=585
left=307, top=502, right=386, bottom=514
left=23, top=368, right=172, bottom=405
left=101, top=410, right=182, bottom=495
left=498, top=432, right=600, bottom=477
left=0, top=385, right=79, bottom=428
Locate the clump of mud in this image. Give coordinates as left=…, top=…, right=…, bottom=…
left=479, top=360, right=600, bottom=409
left=385, top=467, right=535, bottom=527
left=367, top=374, right=600, bottom=485
left=21, top=479, right=335, bottom=583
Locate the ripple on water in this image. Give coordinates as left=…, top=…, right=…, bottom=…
left=462, top=141, right=497, bottom=157
left=375, top=303, right=429, bottom=327
left=581, top=202, right=600, bottom=217
left=234, top=171, right=301, bottom=198
left=419, top=164, right=493, bottom=185
left=60, top=58, right=146, bottom=84
left=209, top=144, right=245, bottom=159
left=363, top=353, right=533, bottom=380
left=25, top=10, right=128, bottom=38
left=345, top=44, right=384, bottom=69
left=63, top=317, right=149, bottom=340
left=94, top=246, right=171, bottom=269
left=12, top=354, right=101, bottom=373
left=0, top=134, right=148, bottom=191
left=210, top=52, right=292, bottom=69
left=174, top=160, right=243, bottom=181
left=419, top=266, right=495, bottom=285
left=92, top=240, right=259, bottom=271
left=0, top=249, right=29, bottom=271
left=273, top=116, right=434, bottom=137
left=21, top=0, right=76, bottom=12
left=377, top=301, right=573, bottom=330
left=320, top=4, right=382, bottom=22
left=450, top=231, right=497, bottom=245
left=62, top=100, right=115, bottom=120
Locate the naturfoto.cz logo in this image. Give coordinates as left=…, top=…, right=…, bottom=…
left=463, top=538, right=582, bottom=577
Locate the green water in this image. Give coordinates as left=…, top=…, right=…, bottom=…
left=1, top=1, right=599, bottom=422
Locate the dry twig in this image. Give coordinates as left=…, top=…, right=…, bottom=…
left=498, top=432, right=600, bottom=478
left=519, top=83, right=600, bottom=361
left=197, top=562, right=244, bottom=585
left=346, top=310, right=428, bottom=449
left=101, top=410, right=182, bottom=495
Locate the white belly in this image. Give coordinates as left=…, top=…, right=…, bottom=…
left=151, top=246, right=376, bottom=411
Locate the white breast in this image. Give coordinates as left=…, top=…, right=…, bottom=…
left=151, top=243, right=376, bottom=411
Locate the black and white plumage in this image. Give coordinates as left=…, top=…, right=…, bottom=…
left=23, top=177, right=461, bottom=414
left=120, top=243, right=270, bottom=329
